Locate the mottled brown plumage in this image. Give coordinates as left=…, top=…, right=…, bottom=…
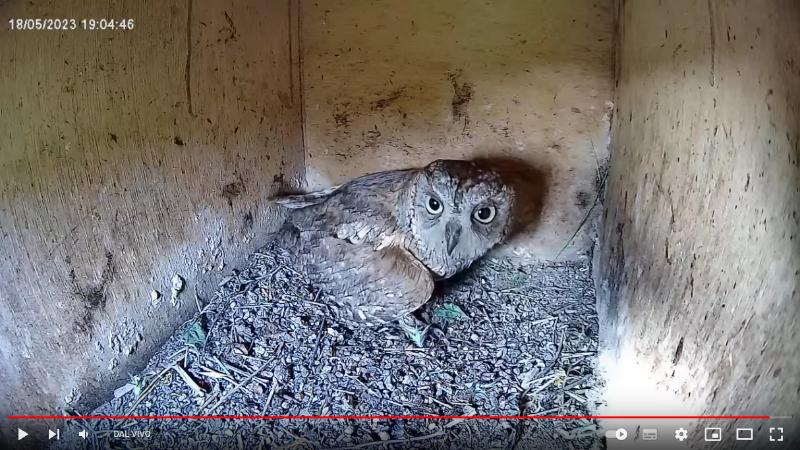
left=271, top=159, right=515, bottom=326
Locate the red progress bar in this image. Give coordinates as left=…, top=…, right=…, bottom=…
left=9, top=416, right=772, bottom=419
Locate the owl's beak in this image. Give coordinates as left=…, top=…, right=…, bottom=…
left=445, top=221, right=462, bottom=255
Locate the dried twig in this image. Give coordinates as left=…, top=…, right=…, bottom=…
left=308, top=317, right=326, bottom=364
left=529, top=406, right=561, bottom=415
left=528, top=374, right=560, bottom=394
left=207, top=360, right=270, bottom=413
left=276, top=431, right=314, bottom=450
left=172, top=364, right=205, bottom=396
left=528, top=316, right=558, bottom=327
left=539, top=330, right=567, bottom=378
left=113, top=383, right=135, bottom=399
left=194, top=292, right=204, bottom=313
left=343, top=374, right=380, bottom=397
left=260, top=378, right=279, bottom=416
left=565, top=391, right=587, bottom=403
left=421, top=394, right=453, bottom=410
left=322, top=430, right=446, bottom=450
left=123, top=354, right=183, bottom=416
left=553, top=171, right=608, bottom=261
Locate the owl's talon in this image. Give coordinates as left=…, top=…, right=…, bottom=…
left=429, top=326, right=446, bottom=339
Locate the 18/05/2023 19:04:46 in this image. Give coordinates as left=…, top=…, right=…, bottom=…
left=7, top=18, right=134, bottom=30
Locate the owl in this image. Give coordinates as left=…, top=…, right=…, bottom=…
left=271, top=159, right=515, bottom=327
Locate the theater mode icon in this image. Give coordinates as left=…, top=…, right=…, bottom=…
left=736, top=428, right=753, bottom=440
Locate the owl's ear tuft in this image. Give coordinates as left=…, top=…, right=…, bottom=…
left=271, top=185, right=344, bottom=209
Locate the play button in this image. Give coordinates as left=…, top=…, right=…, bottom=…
left=18, top=428, right=28, bottom=440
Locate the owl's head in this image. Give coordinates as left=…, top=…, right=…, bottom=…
left=399, top=159, right=515, bottom=278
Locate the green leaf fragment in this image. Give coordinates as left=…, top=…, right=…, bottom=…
left=434, top=303, right=468, bottom=321
left=182, top=320, right=207, bottom=347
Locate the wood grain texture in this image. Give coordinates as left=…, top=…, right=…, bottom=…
left=597, top=0, right=800, bottom=446
left=301, top=0, right=615, bottom=262
left=0, top=0, right=303, bottom=447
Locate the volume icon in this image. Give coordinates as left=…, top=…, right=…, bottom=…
left=79, top=429, right=88, bottom=439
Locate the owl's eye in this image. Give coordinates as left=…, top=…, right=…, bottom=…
left=426, top=197, right=443, bottom=215
left=473, top=206, right=496, bottom=224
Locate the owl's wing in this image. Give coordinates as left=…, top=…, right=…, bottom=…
left=274, top=223, right=433, bottom=325
left=271, top=185, right=344, bottom=209
left=278, top=169, right=415, bottom=246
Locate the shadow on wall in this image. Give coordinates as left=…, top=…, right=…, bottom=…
left=469, top=156, right=549, bottom=242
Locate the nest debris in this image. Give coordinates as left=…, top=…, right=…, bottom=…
left=52, top=243, right=603, bottom=450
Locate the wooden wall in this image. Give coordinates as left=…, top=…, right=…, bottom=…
left=0, top=0, right=303, bottom=446
left=597, top=0, right=799, bottom=447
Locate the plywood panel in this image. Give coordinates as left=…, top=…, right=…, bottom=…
left=597, top=0, right=800, bottom=446
left=0, top=0, right=303, bottom=446
left=302, top=0, right=615, bottom=262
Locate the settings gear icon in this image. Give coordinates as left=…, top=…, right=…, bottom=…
left=675, top=428, right=689, bottom=441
